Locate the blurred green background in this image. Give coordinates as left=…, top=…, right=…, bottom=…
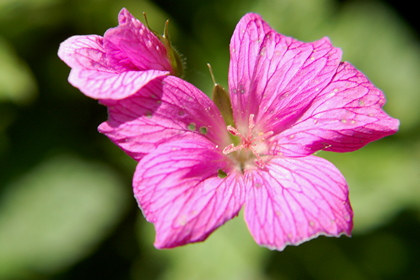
left=0, top=0, right=419, bottom=279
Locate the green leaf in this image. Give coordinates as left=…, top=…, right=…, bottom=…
left=327, top=2, right=420, bottom=132
left=321, top=142, right=420, bottom=233
left=0, top=37, right=37, bottom=104
left=136, top=212, right=266, bottom=280
left=0, top=155, right=128, bottom=278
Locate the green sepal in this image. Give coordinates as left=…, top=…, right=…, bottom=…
left=212, top=83, right=234, bottom=128
left=161, top=20, right=184, bottom=78
left=143, top=13, right=185, bottom=78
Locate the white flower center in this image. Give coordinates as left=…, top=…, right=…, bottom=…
left=223, top=114, right=273, bottom=170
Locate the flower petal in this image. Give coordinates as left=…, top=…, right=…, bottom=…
left=229, top=13, right=341, bottom=133
left=275, top=62, right=400, bottom=156
left=58, top=34, right=169, bottom=100
left=244, top=156, right=352, bottom=251
left=103, top=8, right=172, bottom=73
left=58, top=35, right=109, bottom=71
left=134, top=138, right=245, bottom=248
left=68, top=68, right=168, bottom=100
left=98, top=76, right=230, bottom=160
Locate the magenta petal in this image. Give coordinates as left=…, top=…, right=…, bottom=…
left=104, top=8, right=172, bottom=72
left=58, top=35, right=109, bottom=71
left=244, top=156, right=352, bottom=251
left=134, top=138, right=245, bottom=248
left=276, top=62, right=400, bottom=156
left=68, top=68, right=168, bottom=100
left=229, top=13, right=341, bottom=133
left=58, top=9, right=172, bottom=100
left=98, top=76, right=229, bottom=160
left=58, top=34, right=169, bottom=100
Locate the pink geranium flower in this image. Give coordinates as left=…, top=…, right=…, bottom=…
left=58, top=8, right=182, bottom=100
left=98, top=13, right=399, bottom=250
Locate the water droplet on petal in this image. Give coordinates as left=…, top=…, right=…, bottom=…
left=236, top=84, right=246, bottom=94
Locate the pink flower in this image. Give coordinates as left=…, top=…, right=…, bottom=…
left=58, top=8, right=182, bottom=100
left=99, top=13, right=398, bottom=250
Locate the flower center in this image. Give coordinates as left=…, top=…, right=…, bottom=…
left=223, top=114, right=273, bottom=169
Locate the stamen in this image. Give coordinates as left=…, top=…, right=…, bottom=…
left=223, top=143, right=243, bottom=154
left=226, top=125, right=240, bottom=136
left=223, top=114, right=273, bottom=168
left=248, top=114, right=256, bottom=132
left=247, top=145, right=266, bottom=168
